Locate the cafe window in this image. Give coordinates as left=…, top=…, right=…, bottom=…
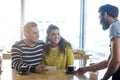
left=24, top=0, right=81, bottom=50
left=0, top=0, right=21, bottom=52
left=1, top=0, right=120, bottom=61
left=85, top=0, right=120, bottom=59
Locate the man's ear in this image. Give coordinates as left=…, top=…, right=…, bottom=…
left=104, top=12, right=108, bottom=19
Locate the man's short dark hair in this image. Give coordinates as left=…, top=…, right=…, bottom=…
left=98, top=4, right=119, bottom=18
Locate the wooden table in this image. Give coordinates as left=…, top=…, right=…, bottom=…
left=0, top=60, right=112, bottom=80
left=1, top=60, right=89, bottom=80
left=12, top=70, right=89, bottom=80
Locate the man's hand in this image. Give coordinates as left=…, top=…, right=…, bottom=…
left=35, top=65, right=48, bottom=73
left=76, top=67, right=87, bottom=75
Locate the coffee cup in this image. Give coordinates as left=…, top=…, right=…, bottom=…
left=20, top=65, right=28, bottom=74
left=67, top=65, right=75, bottom=72
left=90, top=71, right=98, bottom=80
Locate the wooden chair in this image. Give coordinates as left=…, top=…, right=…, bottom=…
left=73, top=49, right=92, bottom=67
left=74, top=53, right=91, bottom=67
left=2, top=53, right=11, bottom=59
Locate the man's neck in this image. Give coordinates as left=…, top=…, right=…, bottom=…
left=24, top=39, right=36, bottom=47
left=109, top=17, right=118, bottom=25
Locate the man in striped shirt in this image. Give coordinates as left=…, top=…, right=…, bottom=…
left=11, top=22, right=47, bottom=73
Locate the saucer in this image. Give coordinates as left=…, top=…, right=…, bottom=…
left=64, top=70, right=76, bottom=74
left=19, top=71, right=29, bottom=75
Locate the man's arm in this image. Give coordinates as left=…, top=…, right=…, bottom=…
left=88, top=53, right=111, bottom=72
left=11, top=45, right=32, bottom=72
left=86, top=60, right=107, bottom=71
left=11, top=43, right=47, bottom=73
left=76, top=53, right=111, bottom=74
left=102, top=38, right=120, bottom=80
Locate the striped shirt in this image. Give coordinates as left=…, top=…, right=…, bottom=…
left=11, top=40, right=44, bottom=72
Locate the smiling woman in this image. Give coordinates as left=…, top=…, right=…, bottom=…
left=42, top=24, right=74, bottom=69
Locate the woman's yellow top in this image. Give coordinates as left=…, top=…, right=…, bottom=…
left=42, top=45, right=74, bottom=69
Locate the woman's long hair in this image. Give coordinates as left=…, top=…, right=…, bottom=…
left=44, top=24, right=72, bottom=54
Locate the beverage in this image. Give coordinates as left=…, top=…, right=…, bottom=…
left=67, top=65, right=75, bottom=72
left=19, top=65, right=29, bottom=75
left=90, top=72, right=98, bottom=80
